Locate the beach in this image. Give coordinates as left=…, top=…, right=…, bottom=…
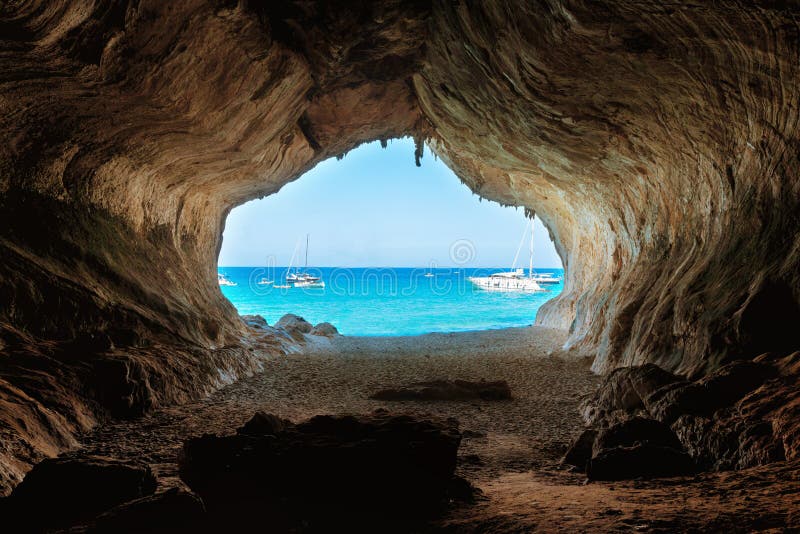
left=77, top=327, right=594, bottom=482
left=71, top=327, right=799, bottom=531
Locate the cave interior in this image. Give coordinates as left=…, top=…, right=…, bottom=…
left=1, top=0, right=799, bottom=531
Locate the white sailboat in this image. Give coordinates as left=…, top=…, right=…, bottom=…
left=468, top=219, right=546, bottom=292
left=287, top=234, right=325, bottom=288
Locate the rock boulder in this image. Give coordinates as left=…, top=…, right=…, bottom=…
left=179, top=411, right=468, bottom=530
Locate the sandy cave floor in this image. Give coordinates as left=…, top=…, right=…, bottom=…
left=73, top=327, right=800, bottom=532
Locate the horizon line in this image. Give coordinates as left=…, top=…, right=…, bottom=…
left=217, top=265, right=565, bottom=269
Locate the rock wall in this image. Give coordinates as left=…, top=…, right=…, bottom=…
left=1, top=0, right=799, bottom=491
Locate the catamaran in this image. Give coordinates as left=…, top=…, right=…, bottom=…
left=468, top=219, right=547, bottom=292
left=286, top=234, right=325, bottom=288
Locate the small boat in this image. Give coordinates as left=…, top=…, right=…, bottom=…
left=530, top=272, right=562, bottom=284
left=256, top=278, right=273, bottom=285
left=468, top=219, right=546, bottom=293
left=218, top=273, right=237, bottom=286
left=424, top=272, right=434, bottom=278
left=293, top=278, right=325, bottom=288
left=274, top=284, right=291, bottom=289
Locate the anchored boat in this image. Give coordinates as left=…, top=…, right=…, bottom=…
left=286, top=234, right=325, bottom=288
left=468, top=219, right=547, bottom=293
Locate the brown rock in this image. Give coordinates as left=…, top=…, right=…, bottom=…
left=179, top=411, right=468, bottom=530
left=587, top=444, right=695, bottom=481
left=562, top=428, right=598, bottom=470
left=593, top=417, right=683, bottom=457
left=580, top=364, right=684, bottom=425
left=90, top=487, right=206, bottom=533
left=275, top=314, right=313, bottom=340
left=370, top=379, right=512, bottom=401
left=3, top=456, right=157, bottom=531
left=309, top=322, right=339, bottom=336
left=237, top=411, right=291, bottom=436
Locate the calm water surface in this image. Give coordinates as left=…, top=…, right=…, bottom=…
left=218, top=267, right=564, bottom=336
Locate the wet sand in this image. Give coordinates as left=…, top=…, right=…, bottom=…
left=73, top=326, right=799, bottom=531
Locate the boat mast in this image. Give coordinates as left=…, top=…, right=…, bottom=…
left=511, top=222, right=528, bottom=270
left=305, top=234, right=309, bottom=270
left=286, top=239, right=299, bottom=277
left=529, top=218, right=534, bottom=278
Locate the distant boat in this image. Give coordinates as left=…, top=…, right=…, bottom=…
left=530, top=272, right=562, bottom=284
left=286, top=234, right=325, bottom=288
left=218, top=273, right=237, bottom=286
left=256, top=277, right=273, bottom=285
left=424, top=271, right=434, bottom=278
left=468, top=219, right=546, bottom=293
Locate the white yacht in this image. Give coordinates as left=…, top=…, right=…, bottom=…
left=256, top=277, right=273, bottom=285
left=468, top=219, right=546, bottom=293
left=468, top=268, right=544, bottom=292
left=217, top=273, right=237, bottom=286
left=286, top=234, right=325, bottom=288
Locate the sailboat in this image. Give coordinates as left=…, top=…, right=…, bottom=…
left=468, top=219, right=546, bottom=292
left=286, top=234, right=325, bottom=288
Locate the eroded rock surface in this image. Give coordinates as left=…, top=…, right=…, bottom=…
left=568, top=352, right=800, bottom=478
left=1, top=0, right=800, bottom=493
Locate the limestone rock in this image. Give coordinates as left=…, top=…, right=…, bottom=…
left=370, top=379, right=512, bottom=401
left=241, top=315, right=269, bottom=330
left=2, top=0, right=800, bottom=495
left=179, top=411, right=467, bottom=529
left=580, top=364, right=684, bottom=425
left=593, top=417, right=683, bottom=457
left=309, top=322, right=339, bottom=336
left=275, top=314, right=313, bottom=340
left=578, top=359, right=799, bottom=474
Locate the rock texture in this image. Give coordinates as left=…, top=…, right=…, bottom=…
left=567, top=352, right=800, bottom=477
left=1, top=0, right=800, bottom=491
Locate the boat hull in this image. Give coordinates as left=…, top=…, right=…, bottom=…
left=468, top=277, right=545, bottom=292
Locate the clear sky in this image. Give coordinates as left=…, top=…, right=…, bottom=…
left=218, top=138, right=563, bottom=268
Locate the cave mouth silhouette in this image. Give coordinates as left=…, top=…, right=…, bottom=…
left=215, top=139, right=565, bottom=337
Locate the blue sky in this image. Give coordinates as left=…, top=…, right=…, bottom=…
left=218, top=138, right=563, bottom=268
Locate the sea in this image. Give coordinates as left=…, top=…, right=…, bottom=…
left=218, top=267, right=564, bottom=337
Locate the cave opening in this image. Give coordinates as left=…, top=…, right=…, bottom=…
left=217, top=138, right=564, bottom=336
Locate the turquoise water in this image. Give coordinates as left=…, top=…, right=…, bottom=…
left=218, top=267, right=564, bottom=336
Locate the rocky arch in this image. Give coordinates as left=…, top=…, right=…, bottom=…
left=1, top=0, right=799, bottom=492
